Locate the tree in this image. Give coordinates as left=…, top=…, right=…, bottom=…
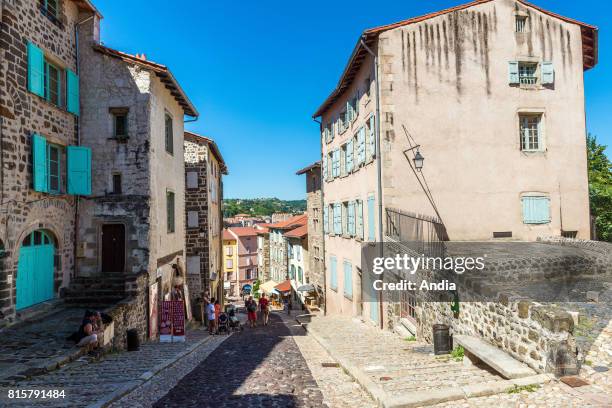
left=587, top=134, right=612, bottom=242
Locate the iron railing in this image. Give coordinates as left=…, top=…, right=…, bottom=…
left=385, top=208, right=448, bottom=258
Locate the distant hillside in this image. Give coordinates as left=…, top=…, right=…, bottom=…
left=223, top=198, right=306, bottom=217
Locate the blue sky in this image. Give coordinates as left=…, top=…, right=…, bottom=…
left=98, top=0, right=610, bottom=200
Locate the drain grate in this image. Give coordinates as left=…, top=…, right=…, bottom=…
left=321, top=362, right=340, bottom=368
left=560, top=376, right=589, bottom=387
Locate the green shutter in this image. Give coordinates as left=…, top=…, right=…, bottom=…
left=541, top=62, right=554, bottom=85
left=344, top=260, right=353, bottom=298
left=32, top=134, right=48, bottom=192
left=66, top=69, right=80, bottom=116
left=330, top=256, right=337, bottom=290
left=67, top=146, right=91, bottom=195
left=508, top=61, right=519, bottom=84
left=27, top=42, right=45, bottom=97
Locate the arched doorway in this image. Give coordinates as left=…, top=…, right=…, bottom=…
left=16, top=230, right=55, bottom=310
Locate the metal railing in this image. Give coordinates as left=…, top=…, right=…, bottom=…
left=385, top=208, right=448, bottom=258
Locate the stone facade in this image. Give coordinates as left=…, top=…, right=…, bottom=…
left=0, top=0, right=98, bottom=324
left=268, top=214, right=307, bottom=283
left=184, top=131, right=226, bottom=316
left=256, top=229, right=270, bottom=282
left=297, top=162, right=324, bottom=307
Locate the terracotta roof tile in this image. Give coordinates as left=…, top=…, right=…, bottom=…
left=268, top=214, right=307, bottom=230
left=283, top=224, right=308, bottom=239
left=228, top=227, right=259, bottom=237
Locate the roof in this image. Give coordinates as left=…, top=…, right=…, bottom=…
left=227, top=227, right=259, bottom=237
left=184, top=131, right=228, bottom=175
left=312, top=0, right=598, bottom=118
left=73, top=0, right=102, bottom=17
left=255, top=223, right=273, bottom=234
left=268, top=214, right=307, bottom=230
left=284, top=224, right=308, bottom=239
left=93, top=45, right=198, bottom=117
left=222, top=229, right=235, bottom=240
left=296, top=161, right=321, bottom=175
left=275, top=280, right=292, bottom=293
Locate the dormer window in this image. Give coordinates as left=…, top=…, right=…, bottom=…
left=516, top=16, right=527, bottom=33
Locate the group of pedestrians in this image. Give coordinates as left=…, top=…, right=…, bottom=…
left=206, top=297, right=221, bottom=335
left=245, top=293, right=270, bottom=328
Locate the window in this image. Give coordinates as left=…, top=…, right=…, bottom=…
left=343, top=260, right=353, bottom=298
left=333, top=203, right=342, bottom=235
left=366, top=116, right=376, bottom=160
left=186, top=171, right=198, bottom=189
left=47, top=144, right=61, bottom=193
left=401, top=292, right=417, bottom=322
left=226, top=259, right=233, bottom=268
left=516, top=16, right=527, bottom=33
left=347, top=201, right=356, bottom=236
left=298, top=266, right=303, bottom=283
left=330, top=256, right=337, bottom=290
left=290, top=265, right=296, bottom=280
left=111, top=108, right=128, bottom=138
left=522, top=196, right=551, bottom=224
left=356, top=199, right=364, bottom=239
left=332, top=149, right=340, bottom=178
left=187, top=211, right=198, bottom=228
left=226, top=246, right=233, bottom=256
left=165, top=113, right=174, bottom=154
left=187, top=256, right=200, bottom=275
left=167, top=191, right=175, bottom=233
left=112, top=173, right=122, bottom=194
left=41, top=0, right=59, bottom=18
left=520, top=114, right=543, bottom=151
left=519, top=62, right=538, bottom=85
left=44, top=61, right=61, bottom=106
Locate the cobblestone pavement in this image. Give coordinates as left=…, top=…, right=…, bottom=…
left=0, top=327, right=215, bottom=407
left=0, top=307, right=88, bottom=383
left=154, top=312, right=325, bottom=408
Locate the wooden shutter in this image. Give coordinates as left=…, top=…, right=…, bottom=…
left=367, top=195, right=375, bottom=241
left=356, top=200, right=364, bottom=239
left=67, top=146, right=91, bottom=195
left=66, top=69, right=80, bottom=116
left=357, top=127, right=366, bottom=165
left=330, top=256, right=337, bottom=289
left=508, top=61, right=519, bottom=84
left=322, top=157, right=327, bottom=182
left=344, top=260, right=353, bottom=297
left=522, top=196, right=551, bottom=224
left=541, top=62, right=554, bottom=84
left=346, top=139, right=354, bottom=173
left=334, top=203, right=342, bottom=235
left=32, top=134, right=48, bottom=192
left=348, top=201, right=355, bottom=236
left=368, top=117, right=376, bottom=158
left=27, top=42, right=45, bottom=97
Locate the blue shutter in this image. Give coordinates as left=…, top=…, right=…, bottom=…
left=508, top=61, right=519, bottom=84
left=322, top=156, right=327, bottom=182
left=368, top=117, right=376, bottom=159
left=32, top=134, right=48, bottom=192
left=330, top=256, right=337, bottom=290
left=541, top=62, right=554, bottom=85
left=346, top=139, right=354, bottom=173
left=67, top=146, right=91, bottom=195
left=367, top=195, right=375, bottom=241
left=27, top=42, right=45, bottom=97
left=66, top=69, right=80, bottom=115
left=333, top=150, right=340, bottom=177
left=356, top=200, right=364, bottom=239
left=522, top=196, right=551, bottom=224
left=344, top=260, right=353, bottom=298
left=323, top=206, right=328, bottom=234
left=348, top=201, right=355, bottom=236
left=357, top=127, right=366, bottom=164
left=334, top=204, right=342, bottom=235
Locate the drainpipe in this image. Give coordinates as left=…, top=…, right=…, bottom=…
left=72, top=15, right=94, bottom=279
left=360, top=36, right=384, bottom=330
left=313, top=117, right=326, bottom=315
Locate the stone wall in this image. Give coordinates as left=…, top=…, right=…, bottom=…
left=304, top=168, right=324, bottom=306
left=107, top=271, right=148, bottom=350
left=0, top=0, right=91, bottom=323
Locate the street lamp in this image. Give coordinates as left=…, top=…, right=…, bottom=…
left=413, top=150, right=424, bottom=171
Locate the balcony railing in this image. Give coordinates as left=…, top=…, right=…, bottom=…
left=385, top=208, right=448, bottom=258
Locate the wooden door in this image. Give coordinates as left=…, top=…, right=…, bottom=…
left=101, top=224, right=125, bottom=272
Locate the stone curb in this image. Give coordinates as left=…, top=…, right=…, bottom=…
left=88, top=332, right=228, bottom=408
left=296, top=316, right=552, bottom=408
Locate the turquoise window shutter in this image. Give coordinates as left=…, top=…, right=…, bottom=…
left=27, top=42, right=45, bottom=97
left=356, top=200, right=364, bottom=239
left=368, top=117, right=376, bottom=158
left=522, top=196, right=551, bottom=224
left=322, top=158, right=327, bottom=182
left=323, top=206, right=328, bottom=234
left=330, top=256, right=337, bottom=290
left=348, top=201, right=355, bottom=236
left=66, top=69, right=80, bottom=115
left=67, top=146, right=91, bottom=195
left=367, top=196, right=375, bottom=241
left=32, top=134, right=48, bottom=192
left=346, top=139, right=354, bottom=172
left=344, top=260, right=353, bottom=297
left=334, top=204, right=342, bottom=235
left=508, top=61, right=519, bottom=84
left=541, top=62, right=554, bottom=85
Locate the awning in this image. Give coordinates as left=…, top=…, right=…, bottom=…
left=275, top=280, right=292, bottom=294
left=297, top=284, right=315, bottom=292
left=260, top=280, right=279, bottom=295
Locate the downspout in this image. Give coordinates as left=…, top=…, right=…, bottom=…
left=313, top=116, right=326, bottom=315
left=72, top=15, right=94, bottom=278
left=360, top=36, right=384, bottom=330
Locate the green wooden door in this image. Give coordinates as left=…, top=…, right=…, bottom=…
left=16, top=231, right=55, bottom=310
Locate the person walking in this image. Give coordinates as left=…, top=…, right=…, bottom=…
left=259, top=294, right=270, bottom=326
left=246, top=296, right=257, bottom=328
left=207, top=297, right=217, bottom=334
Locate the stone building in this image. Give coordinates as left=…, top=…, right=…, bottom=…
left=0, top=0, right=100, bottom=324
left=254, top=223, right=271, bottom=282
left=296, top=162, right=324, bottom=307
left=74, top=16, right=198, bottom=337
left=227, top=227, right=259, bottom=294
left=313, top=0, right=598, bottom=325
left=268, top=214, right=307, bottom=283
left=184, top=131, right=227, bottom=316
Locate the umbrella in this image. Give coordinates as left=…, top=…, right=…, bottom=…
left=296, top=284, right=315, bottom=292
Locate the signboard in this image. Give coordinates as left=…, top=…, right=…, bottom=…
left=159, top=300, right=172, bottom=342
left=171, top=300, right=185, bottom=342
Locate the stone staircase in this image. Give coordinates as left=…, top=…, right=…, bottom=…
left=64, top=272, right=127, bottom=307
